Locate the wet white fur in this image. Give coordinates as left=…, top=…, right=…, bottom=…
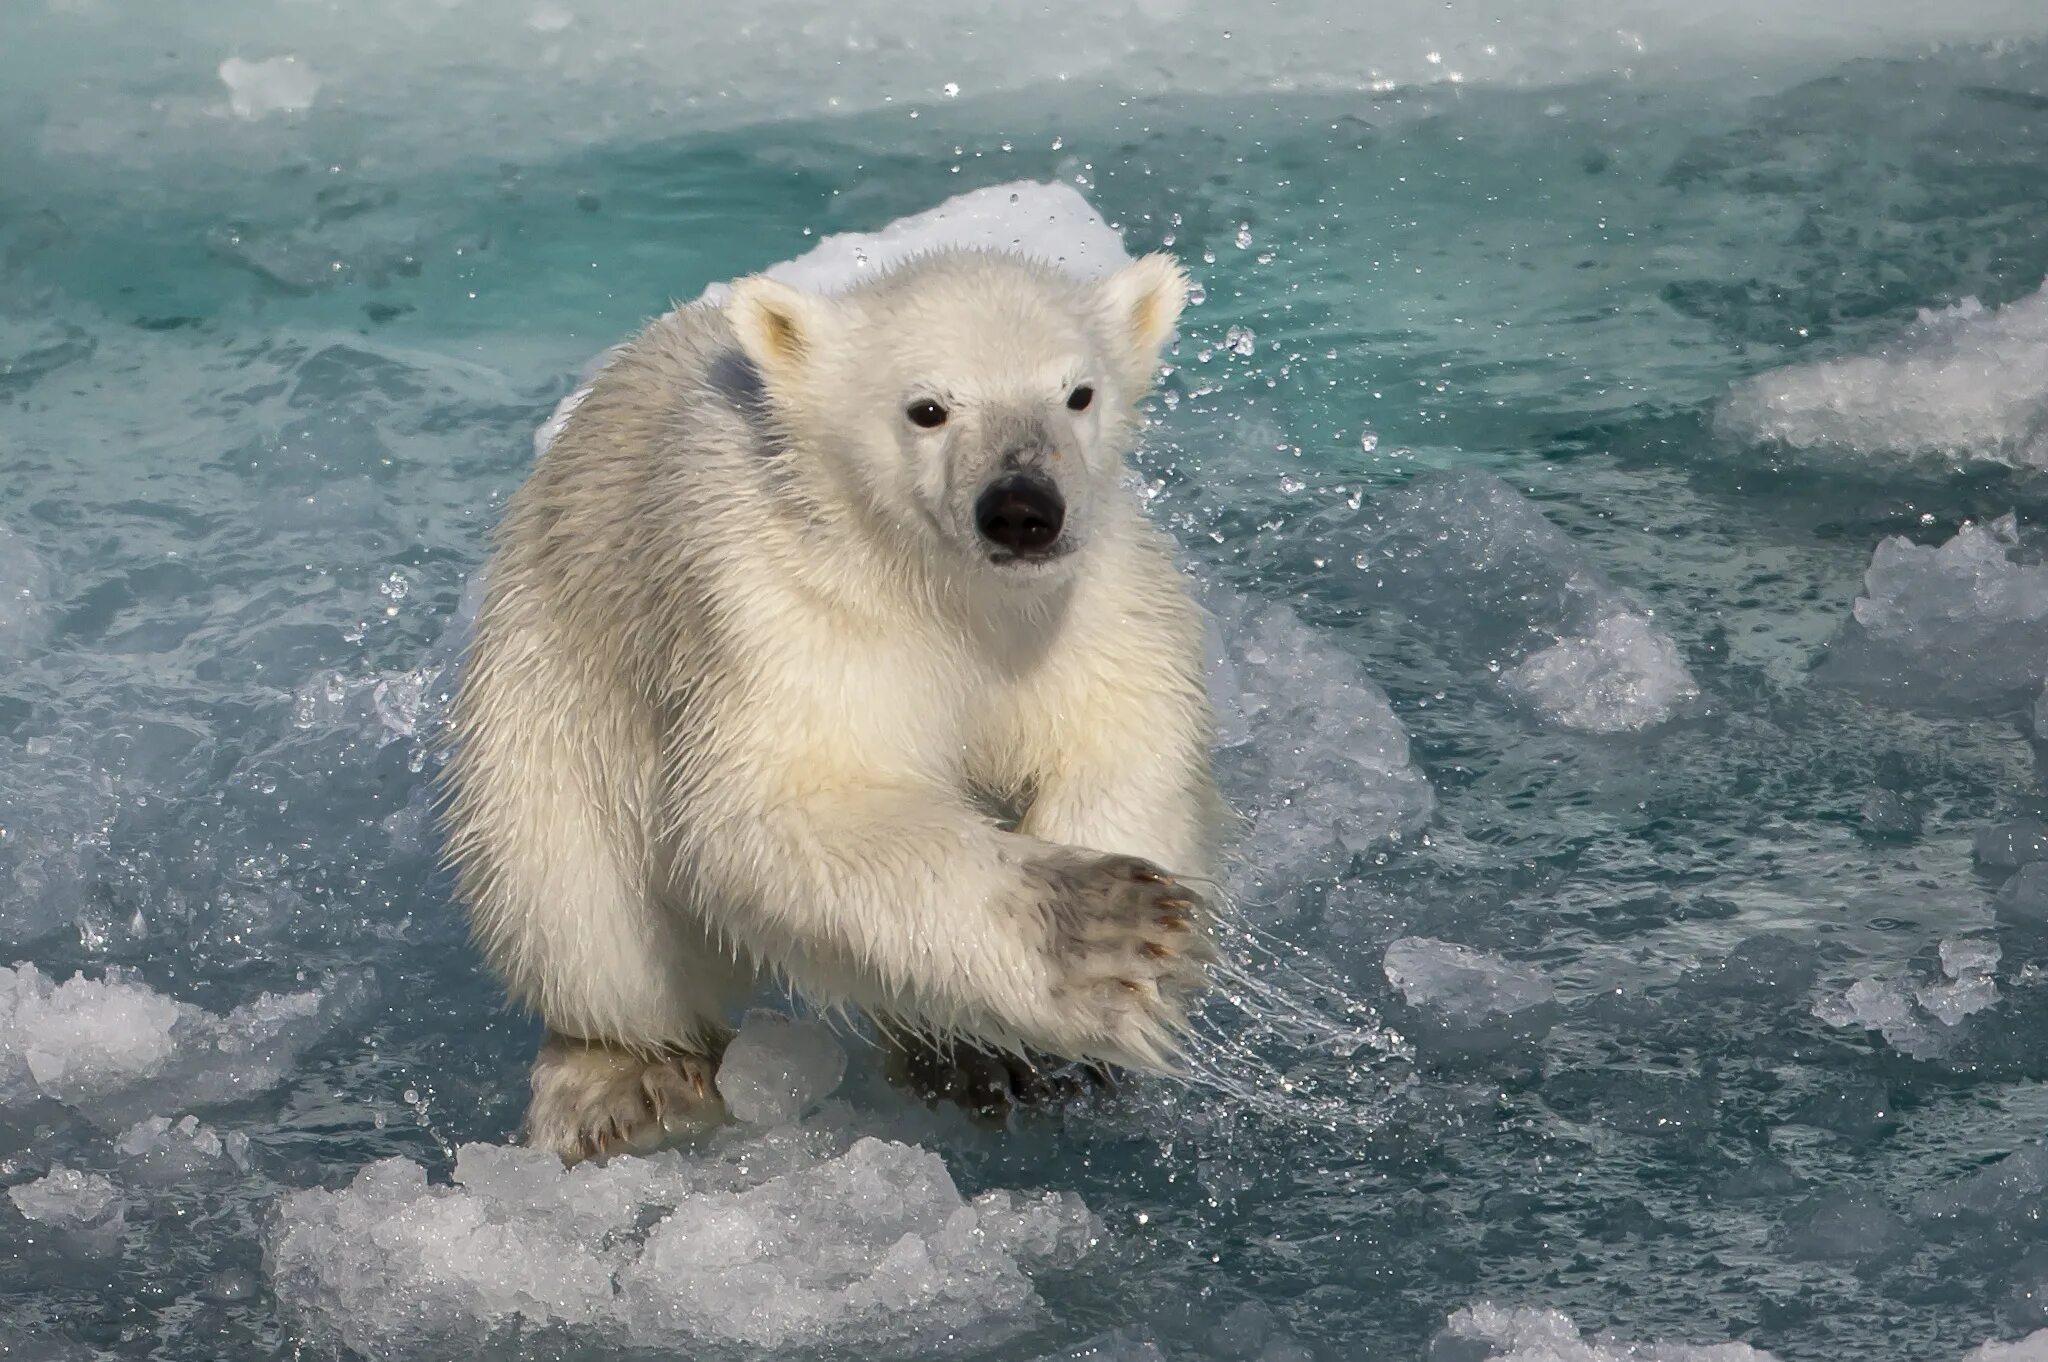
left=443, top=251, right=1221, bottom=1131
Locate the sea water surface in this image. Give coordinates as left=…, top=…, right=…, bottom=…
left=7, top=4, right=2048, bottom=1360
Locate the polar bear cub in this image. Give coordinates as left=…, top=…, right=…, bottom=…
left=443, top=248, right=1223, bottom=1162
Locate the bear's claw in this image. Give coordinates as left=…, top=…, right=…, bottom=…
left=523, top=1033, right=725, bottom=1165
left=1032, top=851, right=1217, bottom=1067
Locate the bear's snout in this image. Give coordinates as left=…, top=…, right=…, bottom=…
left=973, top=473, right=1066, bottom=560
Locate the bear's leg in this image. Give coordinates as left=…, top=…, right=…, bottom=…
left=524, top=1031, right=729, bottom=1164
left=882, top=1028, right=1111, bottom=1120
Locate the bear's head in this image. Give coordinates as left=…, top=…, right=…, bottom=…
left=723, top=249, right=1187, bottom=581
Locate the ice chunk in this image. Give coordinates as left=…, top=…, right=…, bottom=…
left=0, top=962, right=361, bottom=1122
left=1431, top=1302, right=1779, bottom=1361
left=695, top=181, right=1131, bottom=305
left=1920, top=938, right=2002, bottom=1026
left=1380, top=938, right=1556, bottom=1061
left=269, top=1131, right=1096, bottom=1356
left=1719, top=283, right=2048, bottom=469
left=1500, top=612, right=1699, bottom=733
left=1971, top=1332, right=2048, bottom=1362
left=715, top=1012, right=847, bottom=1126
left=115, top=1115, right=251, bottom=1181
left=1347, top=472, right=1696, bottom=732
left=1916, top=1144, right=2048, bottom=1230
left=1204, top=585, right=1435, bottom=879
left=2001, top=865, right=2048, bottom=927
left=1817, top=514, right=2048, bottom=713
left=217, top=56, right=322, bottom=118
left=1813, top=976, right=1942, bottom=1057
left=7, top=1166, right=125, bottom=1256
left=1860, top=789, right=1923, bottom=838
left=1779, top=1188, right=1905, bottom=1262
left=1812, top=940, right=1997, bottom=1056
left=1977, top=821, right=2048, bottom=870
left=1383, top=939, right=1553, bottom=1019
left=0, top=523, right=48, bottom=660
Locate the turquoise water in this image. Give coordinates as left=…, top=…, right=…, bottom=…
left=8, top=11, right=2048, bottom=1360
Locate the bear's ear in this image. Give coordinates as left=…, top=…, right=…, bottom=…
left=1095, top=253, right=1190, bottom=376
left=724, top=275, right=836, bottom=389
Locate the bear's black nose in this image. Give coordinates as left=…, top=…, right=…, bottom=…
left=973, top=475, right=1066, bottom=558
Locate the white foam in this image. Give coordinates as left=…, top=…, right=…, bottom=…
left=1501, top=611, right=1699, bottom=734
left=1720, top=282, right=2048, bottom=469
left=1819, top=514, right=2048, bottom=713
left=1436, top=1302, right=1779, bottom=1361
left=217, top=55, right=322, bottom=119
left=7, top=1165, right=125, bottom=1256
left=269, top=1127, right=1097, bottom=1355
left=715, top=1012, right=848, bottom=1126
left=0, top=961, right=359, bottom=1121
left=1382, top=938, right=1553, bottom=1020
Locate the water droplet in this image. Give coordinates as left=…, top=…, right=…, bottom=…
left=1226, top=325, right=1255, bottom=356
left=1233, top=223, right=1253, bottom=249
left=941, top=82, right=960, bottom=98
left=1360, top=429, right=1380, bottom=452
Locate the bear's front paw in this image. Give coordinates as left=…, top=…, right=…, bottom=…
left=523, top=1033, right=725, bottom=1165
left=1034, top=852, right=1217, bottom=1069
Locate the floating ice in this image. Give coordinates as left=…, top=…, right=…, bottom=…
left=7, top=1166, right=125, bottom=1256
left=269, top=1128, right=1097, bottom=1356
left=1383, top=939, right=1553, bottom=1019
left=217, top=56, right=322, bottom=119
left=0, top=523, right=47, bottom=660
left=1915, top=1143, right=2048, bottom=1229
left=1780, top=1188, right=1906, bottom=1262
left=1500, top=612, right=1699, bottom=734
left=1719, top=282, right=2048, bottom=468
left=1204, top=585, right=1435, bottom=878
left=1349, top=472, right=1697, bottom=732
left=2000, top=864, right=2048, bottom=927
left=1970, top=1335, right=2048, bottom=1362
left=1817, top=514, right=2048, bottom=713
left=1432, top=1302, right=1779, bottom=1361
left=0, top=962, right=360, bottom=1122
left=1977, top=820, right=2048, bottom=871
left=1920, top=938, right=2002, bottom=1026
left=115, top=1114, right=251, bottom=1181
left=1814, top=977, right=1940, bottom=1057
left=1813, top=938, right=1997, bottom=1055
left=695, top=180, right=1133, bottom=304
left=716, top=1012, right=848, bottom=1126
left=17, top=0, right=2045, bottom=184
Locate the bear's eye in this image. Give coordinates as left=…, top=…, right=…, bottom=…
left=906, top=399, right=948, bottom=429
left=1066, top=385, right=1095, bottom=412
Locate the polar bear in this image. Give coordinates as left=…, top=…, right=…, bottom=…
left=443, top=248, right=1223, bottom=1163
